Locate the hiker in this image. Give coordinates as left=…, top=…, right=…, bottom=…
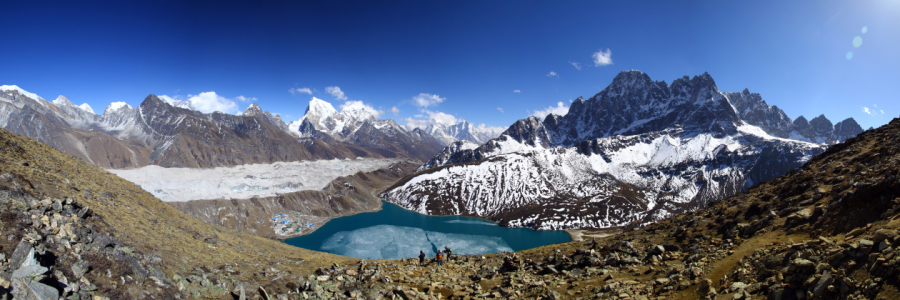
left=444, top=246, right=453, bottom=262
left=436, top=251, right=443, bottom=266
left=418, top=250, right=426, bottom=266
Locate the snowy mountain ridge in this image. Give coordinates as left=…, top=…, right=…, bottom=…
left=385, top=70, right=863, bottom=230
left=424, top=120, right=504, bottom=146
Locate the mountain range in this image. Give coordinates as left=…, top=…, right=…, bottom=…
left=381, top=71, right=864, bottom=230
left=0, top=86, right=446, bottom=168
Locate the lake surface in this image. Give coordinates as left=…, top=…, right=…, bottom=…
left=284, top=201, right=571, bottom=260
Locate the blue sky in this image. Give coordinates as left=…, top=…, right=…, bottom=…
left=2, top=0, right=898, bottom=131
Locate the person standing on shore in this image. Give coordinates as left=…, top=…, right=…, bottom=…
left=419, top=250, right=426, bottom=266
left=444, top=246, right=453, bottom=262
left=436, top=251, right=443, bottom=266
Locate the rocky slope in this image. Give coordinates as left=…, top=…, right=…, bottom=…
left=0, top=127, right=360, bottom=299
left=388, top=71, right=861, bottom=230
left=167, top=161, right=421, bottom=240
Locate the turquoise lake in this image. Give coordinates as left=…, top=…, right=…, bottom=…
left=284, top=201, right=571, bottom=260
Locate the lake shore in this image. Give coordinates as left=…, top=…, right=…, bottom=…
left=565, top=227, right=624, bottom=242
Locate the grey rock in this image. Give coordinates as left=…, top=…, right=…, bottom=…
left=71, top=261, right=90, bottom=279
left=10, top=277, right=59, bottom=300
left=814, top=271, right=834, bottom=297
left=7, top=240, right=34, bottom=273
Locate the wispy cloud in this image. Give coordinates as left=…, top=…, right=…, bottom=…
left=404, top=109, right=457, bottom=130
left=530, top=101, right=569, bottom=119
left=289, top=87, right=313, bottom=95
left=391, top=106, right=400, bottom=116
left=412, top=93, right=446, bottom=108
left=513, top=90, right=521, bottom=93
left=325, top=86, right=347, bottom=101
left=592, top=48, right=613, bottom=66
left=234, top=95, right=257, bottom=102
left=863, top=105, right=885, bottom=116
left=569, top=61, right=582, bottom=70
left=497, top=107, right=504, bottom=113
left=547, top=71, right=558, bottom=77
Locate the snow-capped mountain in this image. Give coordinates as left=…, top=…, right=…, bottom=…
left=0, top=87, right=438, bottom=168
left=289, top=97, right=444, bottom=160
left=383, top=70, right=864, bottom=230
left=242, top=103, right=291, bottom=133
left=424, top=120, right=504, bottom=146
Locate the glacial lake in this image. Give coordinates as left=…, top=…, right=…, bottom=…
left=284, top=201, right=571, bottom=260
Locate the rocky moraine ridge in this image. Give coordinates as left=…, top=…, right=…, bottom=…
left=382, top=71, right=864, bottom=231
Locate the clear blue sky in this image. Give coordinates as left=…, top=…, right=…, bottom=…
left=2, top=0, right=898, bottom=131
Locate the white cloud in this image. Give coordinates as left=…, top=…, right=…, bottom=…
left=390, top=106, right=400, bottom=116
left=530, top=101, right=569, bottom=119
left=569, top=61, right=582, bottom=70
left=592, top=48, right=613, bottom=66
left=234, top=95, right=257, bottom=102
left=403, top=109, right=458, bottom=130
left=158, top=95, right=179, bottom=103
left=325, top=86, right=347, bottom=101
left=412, top=93, right=446, bottom=108
left=863, top=105, right=885, bottom=116
left=289, top=87, right=313, bottom=95
left=339, top=100, right=383, bottom=118
left=476, top=123, right=506, bottom=135
left=513, top=90, right=521, bottom=93
left=187, top=91, right=239, bottom=114
left=547, top=71, right=558, bottom=77
left=497, top=107, right=504, bottom=113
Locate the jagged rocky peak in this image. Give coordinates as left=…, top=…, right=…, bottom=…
left=809, top=114, right=834, bottom=137
left=834, top=118, right=863, bottom=139
left=504, top=116, right=551, bottom=148
left=723, top=88, right=792, bottom=136
left=788, top=114, right=862, bottom=144
left=243, top=103, right=264, bottom=116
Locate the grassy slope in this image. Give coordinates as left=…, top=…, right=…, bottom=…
left=0, top=128, right=357, bottom=287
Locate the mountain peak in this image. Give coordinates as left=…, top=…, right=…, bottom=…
left=52, top=95, right=73, bottom=106
left=610, top=70, right=651, bottom=87
left=78, top=103, right=95, bottom=114
left=243, top=103, right=263, bottom=116
left=305, top=97, right=338, bottom=118
left=0, top=85, right=44, bottom=101
left=103, top=101, right=133, bottom=115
